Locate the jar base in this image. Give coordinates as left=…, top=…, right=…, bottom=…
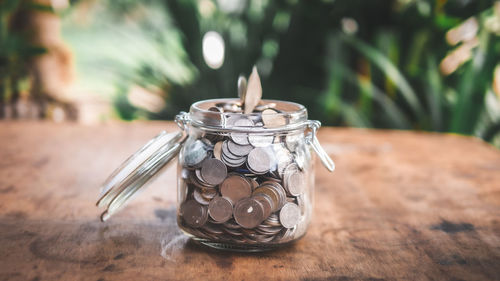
left=191, top=236, right=302, bottom=252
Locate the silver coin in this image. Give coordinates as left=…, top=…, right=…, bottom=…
left=225, top=115, right=241, bottom=127
left=279, top=202, right=301, bottom=228
left=294, top=149, right=306, bottom=170
left=227, top=141, right=253, bottom=157
left=184, top=140, right=208, bottom=167
left=247, top=147, right=275, bottom=174
left=273, top=144, right=293, bottom=176
left=283, top=163, right=304, bottom=196
left=221, top=152, right=247, bottom=168
left=296, top=195, right=306, bottom=215
left=230, top=118, right=253, bottom=145
left=285, top=171, right=304, bottom=196
left=201, top=158, right=227, bottom=185
left=248, top=134, right=274, bottom=148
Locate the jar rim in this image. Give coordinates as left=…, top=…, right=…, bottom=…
left=188, top=98, right=309, bottom=133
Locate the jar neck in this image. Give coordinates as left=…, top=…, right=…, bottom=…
left=186, top=98, right=309, bottom=133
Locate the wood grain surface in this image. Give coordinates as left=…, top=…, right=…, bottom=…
left=0, top=121, right=499, bottom=281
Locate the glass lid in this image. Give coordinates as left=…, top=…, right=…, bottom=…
left=96, top=130, right=184, bottom=221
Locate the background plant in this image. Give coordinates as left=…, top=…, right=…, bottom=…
left=15, top=0, right=500, bottom=146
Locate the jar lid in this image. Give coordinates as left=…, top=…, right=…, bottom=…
left=96, top=130, right=184, bottom=221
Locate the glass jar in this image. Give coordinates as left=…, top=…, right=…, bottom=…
left=96, top=98, right=334, bottom=252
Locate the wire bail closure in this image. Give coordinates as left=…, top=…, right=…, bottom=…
left=175, top=111, right=190, bottom=131
left=306, top=120, right=336, bottom=172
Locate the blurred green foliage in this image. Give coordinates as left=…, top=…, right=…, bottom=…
left=62, top=0, right=500, bottom=144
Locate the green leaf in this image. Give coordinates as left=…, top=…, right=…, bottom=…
left=341, top=34, right=425, bottom=119
left=334, top=62, right=411, bottom=129
left=425, top=56, right=443, bottom=131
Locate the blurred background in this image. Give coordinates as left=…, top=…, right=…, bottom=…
left=1, top=0, right=500, bottom=146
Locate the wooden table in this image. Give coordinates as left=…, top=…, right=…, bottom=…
left=0, top=121, right=499, bottom=281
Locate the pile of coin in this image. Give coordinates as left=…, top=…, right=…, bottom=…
left=178, top=118, right=310, bottom=244
left=177, top=67, right=311, bottom=245
left=178, top=130, right=309, bottom=244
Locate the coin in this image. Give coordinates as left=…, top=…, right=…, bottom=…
left=252, top=185, right=279, bottom=212
left=244, top=66, right=262, bottom=114
left=220, top=174, right=252, bottom=203
left=262, top=213, right=282, bottom=227
left=191, top=170, right=213, bottom=188
left=230, top=117, right=253, bottom=145
left=223, top=103, right=243, bottom=113
left=283, top=163, right=304, bottom=196
left=208, top=106, right=223, bottom=113
left=254, top=102, right=277, bottom=112
left=201, top=158, right=227, bottom=185
left=261, top=108, right=287, bottom=128
left=222, top=156, right=246, bottom=168
left=194, top=169, right=212, bottom=186
left=184, top=140, right=208, bottom=167
left=247, top=147, right=275, bottom=174
left=180, top=200, right=208, bottom=228
left=261, top=181, right=287, bottom=209
left=273, top=144, right=293, bottom=176
left=223, top=219, right=241, bottom=230
left=279, top=202, right=301, bottom=228
left=213, top=141, right=223, bottom=160
left=285, top=172, right=304, bottom=196
left=238, top=75, right=247, bottom=102
left=221, top=147, right=247, bottom=167
left=193, top=188, right=210, bottom=205
left=200, top=187, right=218, bottom=200
left=208, top=196, right=233, bottom=223
left=253, top=193, right=273, bottom=218
left=225, top=115, right=241, bottom=127
left=249, top=178, right=259, bottom=190
left=203, top=222, right=225, bottom=235
left=227, top=141, right=253, bottom=157
left=248, top=134, right=274, bottom=148
left=234, top=197, right=265, bottom=229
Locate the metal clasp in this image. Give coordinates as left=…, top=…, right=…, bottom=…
left=306, top=120, right=335, bottom=172
left=175, top=111, right=190, bottom=131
